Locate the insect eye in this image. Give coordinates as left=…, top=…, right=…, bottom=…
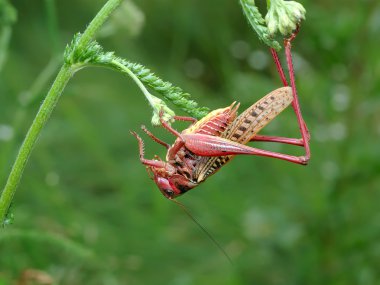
left=164, top=189, right=174, bottom=197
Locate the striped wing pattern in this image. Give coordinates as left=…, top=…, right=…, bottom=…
left=194, top=87, right=293, bottom=182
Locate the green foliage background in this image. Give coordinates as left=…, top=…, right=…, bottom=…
left=1, top=0, right=380, bottom=284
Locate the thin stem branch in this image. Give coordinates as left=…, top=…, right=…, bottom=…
left=0, top=65, right=73, bottom=223
left=0, top=0, right=124, bottom=225
left=110, top=59, right=162, bottom=112
left=76, top=0, right=123, bottom=52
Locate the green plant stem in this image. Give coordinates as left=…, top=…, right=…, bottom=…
left=0, top=0, right=123, bottom=225
left=76, top=0, right=123, bottom=52
left=110, top=59, right=159, bottom=110
left=0, top=65, right=73, bottom=223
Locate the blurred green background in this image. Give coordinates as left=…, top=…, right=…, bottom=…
left=1, top=0, right=380, bottom=284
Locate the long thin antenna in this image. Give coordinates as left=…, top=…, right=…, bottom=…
left=172, top=199, right=233, bottom=264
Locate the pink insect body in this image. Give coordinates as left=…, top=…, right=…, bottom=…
left=131, top=86, right=305, bottom=199
left=131, top=27, right=310, bottom=199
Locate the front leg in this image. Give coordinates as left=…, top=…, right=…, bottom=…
left=130, top=131, right=168, bottom=169
left=159, top=111, right=195, bottom=161
left=159, top=109, right=197, bottom=139
left=157, top=114, right=186, bottom=160
left=173, top=115, right=197, bottom=123
left=141, top=125, right=171, bottom=149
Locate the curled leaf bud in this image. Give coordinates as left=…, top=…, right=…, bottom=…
left=150, top=96, right=175, bottom=126
left=265, top=0, right=306, bottom=36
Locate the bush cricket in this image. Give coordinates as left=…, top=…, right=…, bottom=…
left=131, top=28, right=310, bottom=200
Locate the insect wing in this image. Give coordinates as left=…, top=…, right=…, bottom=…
left=194, top=87, right=293, bottom=182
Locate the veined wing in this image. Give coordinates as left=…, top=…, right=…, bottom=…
left=194, top=86, right=293, bottom=182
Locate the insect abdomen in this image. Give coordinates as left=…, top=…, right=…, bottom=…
left=184, top=102, right=239, bottom=137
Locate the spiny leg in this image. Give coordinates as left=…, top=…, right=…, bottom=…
left=141, top=125, right=170, bottom=149
left=141, top=113, right=197, bottom=150
left=270, top=48, right=288, bottom=87
left=284, top=26, right=311, bottom=161
left=251, top=134, right=304, bottom=146
left=248, top=146, right=308, bottom=165
left=159, top=110, right=185, bottom=139
left=268, top=25, right=310, bottom=162
left=158, top=110, right=187, bottom=161
left=183, top=133, right=308, bottom=165
left=130, top=131, right=167, bottom=168
left=269, top=25, right=301, bottom=86
left=173, top=115, right=197, bottom=123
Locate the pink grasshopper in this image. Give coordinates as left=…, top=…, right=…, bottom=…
left=131, top=28, right=310, bottom=199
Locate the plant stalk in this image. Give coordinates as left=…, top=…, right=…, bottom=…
left=0, top=0, right=124, bottom=225
left=0, top=65, right=73, bottom=223
left=76, top=0, right=123, bottom=51
left=110, top=59, right=158, bottom=109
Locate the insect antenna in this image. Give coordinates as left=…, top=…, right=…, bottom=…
left=172, top=199, right=233, bottom=264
